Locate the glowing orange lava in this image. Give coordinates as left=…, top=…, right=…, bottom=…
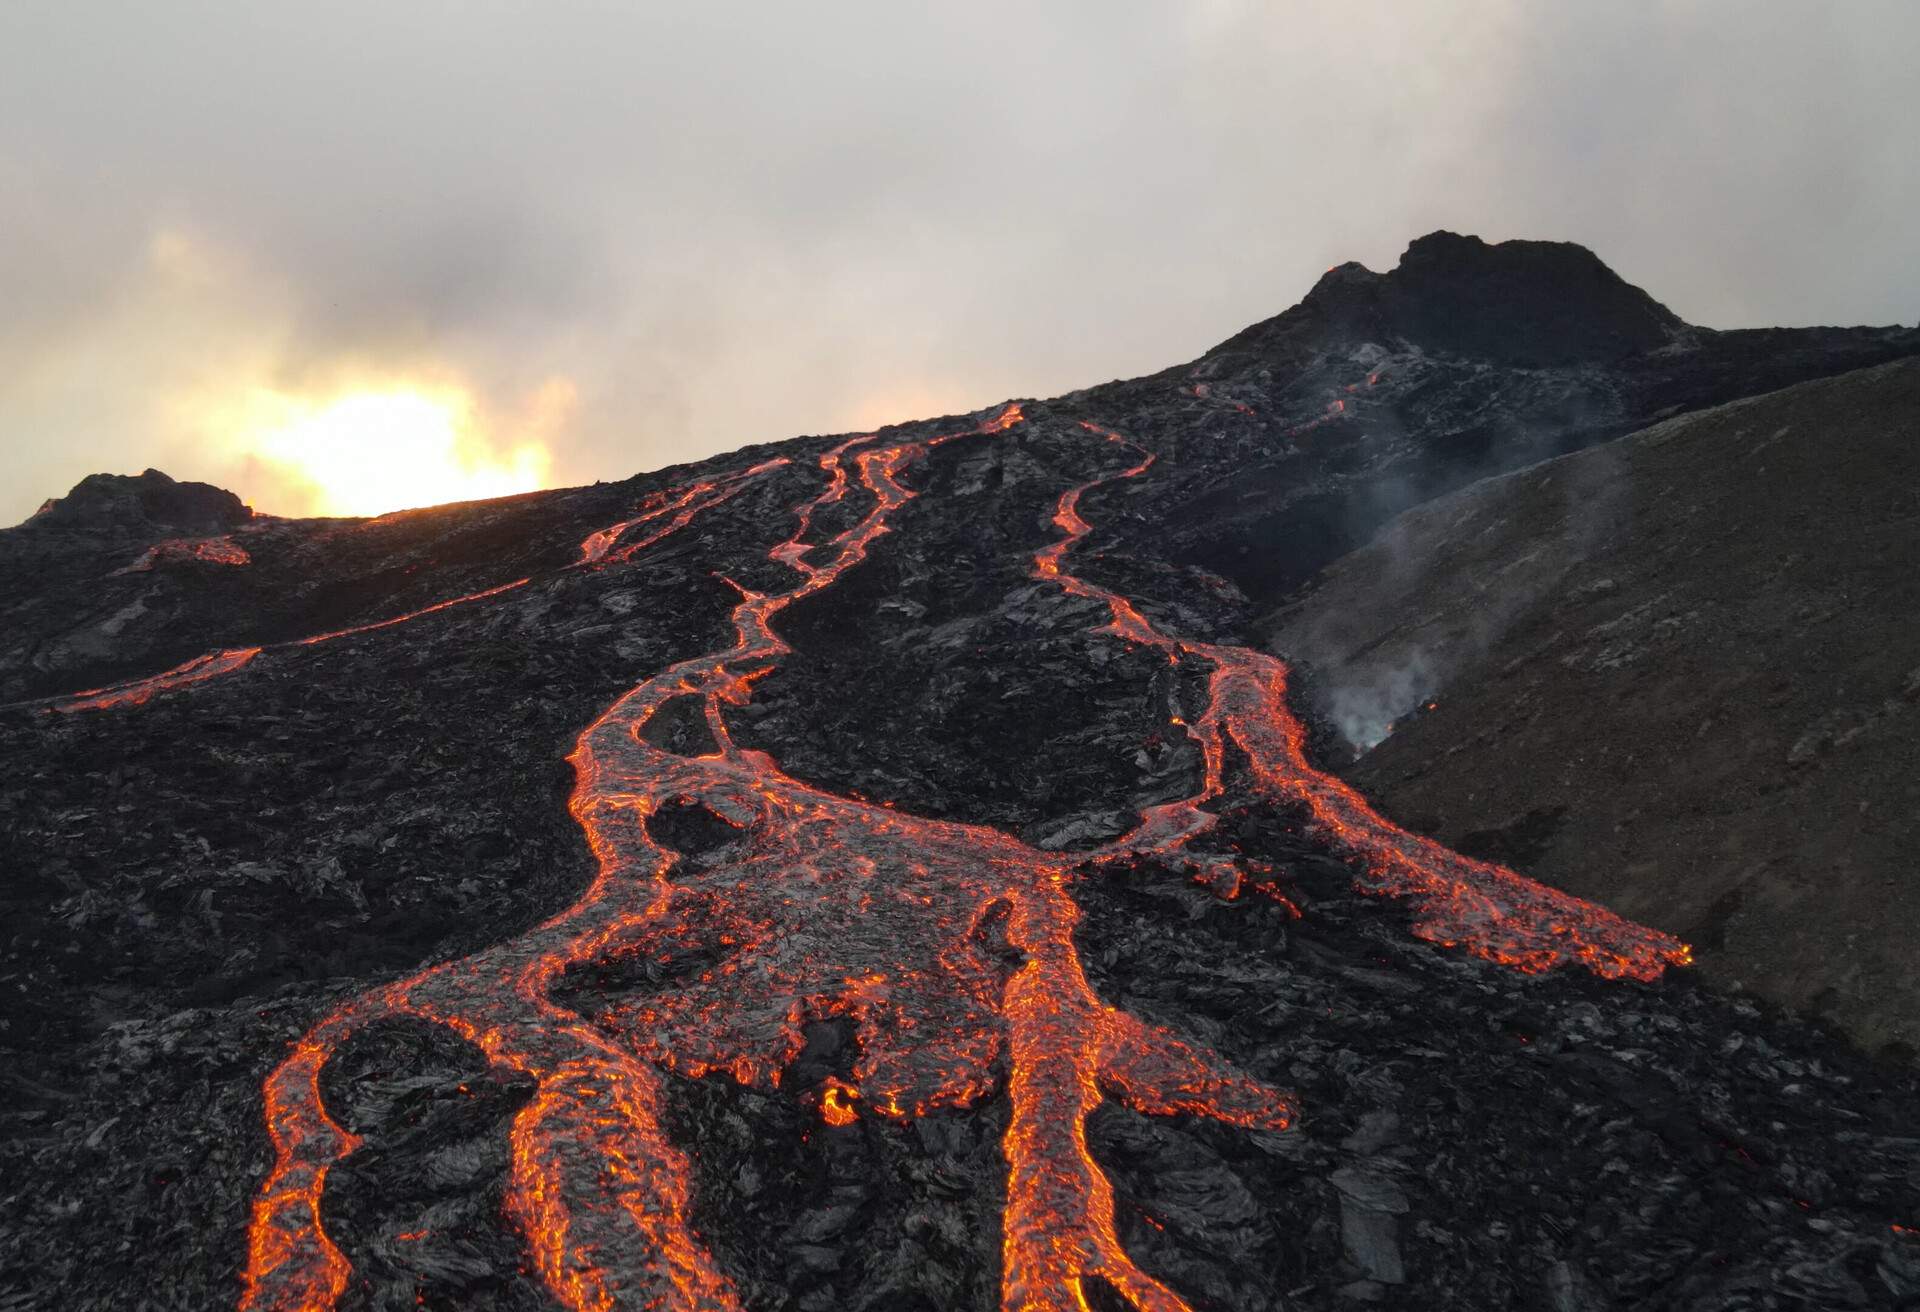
left=233, top=403, right=1684, bottom=1311
left=1053, top=422, right=1689, bottom=981
left=576, top=461, right=789, bottom=569
left=819, top=1078, right=859, bottom=1127
left=294, top=579, right=530, bottom=647
left=53, top=647, right=265, bottom=713
left=112, top=536, right=252, bottom=575
left=43, top=578, right=529, bottom=715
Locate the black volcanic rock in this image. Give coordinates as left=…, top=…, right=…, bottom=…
left=1207, top=230, right=1684, bottom=370
left=24, top=467, right=254, bottom=537
left=1382, top=230, right=1682, bottom=364
left=1076, top=233, right=1919, bottom=607
left=2, top=236, right=1918, bottom=1312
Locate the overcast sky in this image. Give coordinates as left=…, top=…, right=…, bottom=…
left=3, top=3, right=1916, bottom=523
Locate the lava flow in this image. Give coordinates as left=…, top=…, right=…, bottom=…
left=43, top=462, right=783, bottom=715
left=241, top=406, right=1295, bottom=1312
left=44, top=579, right=527, bottom=714
left=240, top=403, right=1684, bottom=1311
left=54, top=646, right=266, bottom=713
left=1056, top=421, right=1690, bottom=981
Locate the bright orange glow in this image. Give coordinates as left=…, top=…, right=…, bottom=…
left=233, top=405, right=1300, bottom=1312
left=44, top=580, right=535, bottom=715
left=221, top=386, right=553, bottom=517
left=819, top=1078, right=859, bottom=1127
left=39, top=459, right=792, bottom=719
left=53, top=647, right=263, bottom=713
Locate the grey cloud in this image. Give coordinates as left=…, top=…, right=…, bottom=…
left=2, top=2, right=1915, bottom=522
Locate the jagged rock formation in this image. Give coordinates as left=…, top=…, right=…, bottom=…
left=1231, top=231, right=1685, bottom=367
left=3, top=234, right=1918, bottom=1310
left=1268, top=357, right=1920, bottom=1058
left=22, top=467, right=255, bottom=536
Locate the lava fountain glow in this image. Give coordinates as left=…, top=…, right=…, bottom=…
left=227, top=404, right=1685, bottom=1312
left=222, top=386, right=553, bottom=517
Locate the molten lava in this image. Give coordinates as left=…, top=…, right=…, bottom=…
left=44, top=579, right=530, bottom=715
left=576, top=460, right=789, bottom=568
left=55, top=646, right=265, bottom=713
left=235, top=404, right=1684, bottom=1311
left=818, top=1077, right=859, bottom=1127
left=294, top=579, right=529, bottom=647
left=1054, top=422, right=1687, bottom=981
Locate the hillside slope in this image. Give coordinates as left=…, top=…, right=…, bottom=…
left=1269, top=358, right=1920, bottom=1056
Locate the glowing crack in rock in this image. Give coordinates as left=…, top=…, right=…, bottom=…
left=54, top=646, right=267, bottom=713
left=237, top=404, right=1685, bottom=1311
left=112, top=535, right=252, bottom=575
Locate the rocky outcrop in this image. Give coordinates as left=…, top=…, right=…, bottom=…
left=1225, top=230, right=1684, bottom=368
left=22, top=467, right=254, bottom=537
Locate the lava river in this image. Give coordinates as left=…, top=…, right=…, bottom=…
left=226, top=406, right=1686, bottom=1311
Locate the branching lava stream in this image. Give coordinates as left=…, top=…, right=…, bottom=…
left=237, top=408, right=1685, bottom=1311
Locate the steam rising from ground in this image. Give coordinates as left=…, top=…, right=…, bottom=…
left=1288, top=430, right=1631, bottom=757
left=1326, top=648, right=1437, bottom=754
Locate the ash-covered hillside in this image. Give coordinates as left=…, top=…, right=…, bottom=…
left=1268, top=357, right=1920, bottom=1059
left=4, top=233, right=1919, bottom=1312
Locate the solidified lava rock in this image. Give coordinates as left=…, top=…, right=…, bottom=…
left=23, top=467, right=256, bottom=536
left=2, top=234, right=1918, bottom=1312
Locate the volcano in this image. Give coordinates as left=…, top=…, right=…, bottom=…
left=4, top=233, right=1919, bottom=1311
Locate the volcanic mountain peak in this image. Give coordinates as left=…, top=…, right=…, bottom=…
left=24, top=466, right=255, bottom=537
left=1219, top=228, right=1684, bottom=369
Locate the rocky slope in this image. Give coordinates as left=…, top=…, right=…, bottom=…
left=3, top=234, right=1919, bottom=1311
left=1267, top=357, right=1920, bottom=1058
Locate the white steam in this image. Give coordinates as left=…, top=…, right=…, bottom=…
left=1326, top=648, right=1437, bottom=754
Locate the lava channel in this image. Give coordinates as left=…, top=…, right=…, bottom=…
left=241, top=406, right=1295, bottom=1312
